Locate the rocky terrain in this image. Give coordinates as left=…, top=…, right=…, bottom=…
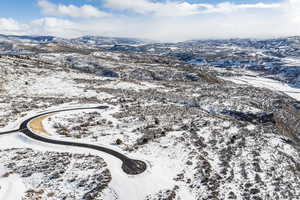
left=0, top=34, right=299, bottom=200
left=107, top=37, right=300, bottom=87
left=0, top=148, right=111, bottom=200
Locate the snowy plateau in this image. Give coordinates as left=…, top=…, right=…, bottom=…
left=0, top=35, right=299, bottom=200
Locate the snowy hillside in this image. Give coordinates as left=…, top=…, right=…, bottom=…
left=0, top=35, right=299, bottom=200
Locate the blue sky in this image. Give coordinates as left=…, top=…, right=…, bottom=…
left=0, top=0, right=95, bottom=20
left=0, top=0, right=298, bottom=41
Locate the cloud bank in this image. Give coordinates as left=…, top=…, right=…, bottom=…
left=0, top=0, right=300, bottom=42
left=37, top=0, right=109, bottom=18
left=104, top=0, right=281, bottom=16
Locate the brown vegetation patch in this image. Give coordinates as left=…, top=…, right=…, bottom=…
left=29, top=115, right=52, bottom=136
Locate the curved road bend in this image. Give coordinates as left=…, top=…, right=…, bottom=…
left=1, top=106, right=147, bottom=175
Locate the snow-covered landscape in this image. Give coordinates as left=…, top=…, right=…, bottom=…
left=223, top=75, right=300, bottom=101
left=2, top=0, right=300, bottom=199
left=0, top=33, right=299, bottom=200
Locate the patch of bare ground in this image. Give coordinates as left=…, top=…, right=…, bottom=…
left=28, top=115, right=52, bottom=136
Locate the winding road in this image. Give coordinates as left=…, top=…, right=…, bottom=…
left=0, top=105, right=147, bottom=175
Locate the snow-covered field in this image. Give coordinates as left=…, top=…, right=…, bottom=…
left=0, top=53, right=198, bottom=199
left=0, top=106, right=195, bottom=200
left=0, top=164, right=25, bottom=200
left=282, top=57, right=300, bottom=67
left=222, top=75, right=300, bottom=100
left=0, top=49, right=299, bottom=199
left=40, top=106, right=195, bottom=199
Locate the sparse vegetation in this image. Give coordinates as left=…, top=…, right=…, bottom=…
left=0, top=35, right=299, bottom=200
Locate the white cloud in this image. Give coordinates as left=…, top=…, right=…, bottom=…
left=0, top=18, right=29, bottom=35
left=201, top=2, right=280, bottom=14
left=37, top=0, right=109, bottom=18
left=1, top=0, right=300, bottom=41
left=104, top=0, right=205, bottom=16
left=104, top=0, right=281, bottom=17
left=30, top=18, right=82, bottom=37
left=282, top=0, right=300, bottom=23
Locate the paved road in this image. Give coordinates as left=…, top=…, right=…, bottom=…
left=0, top=106, right=147, bottom=175
left=0, top=129, right=21, bottom=135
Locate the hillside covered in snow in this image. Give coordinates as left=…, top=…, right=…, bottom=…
left=0, top=34, right=299, bottom=200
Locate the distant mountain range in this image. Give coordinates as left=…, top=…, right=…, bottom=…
left=0, top=34, right=151, bottom=46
